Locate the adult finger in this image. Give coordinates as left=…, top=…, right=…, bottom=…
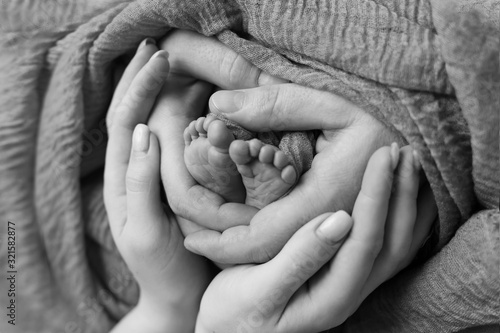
left=108, top=50, right=169, bottom=133
left=361, top=146, right=420, bottom=297
left=108, top=38, right=158, bottom=124
left=405, top=181, right=437, bottom=264
left=124, top=125, right=163, bottom=233
left=259, top=212, right=353, bottom=298
left=159, top=30, right=287, bottom=89
left=184, top=124, right=394, bottom=263
left=208, top=84, right=364, bottom=131
left=279, top=145, right=399, bottom=331
left=228, top=212, right=351, bottom=331
left=104, top=51, right=169, bottom=230
left=183, top=188, right=312, bottom=263
left=349, top=144, right=399, bottom=252
left=149, top=76, right=260, bottom=232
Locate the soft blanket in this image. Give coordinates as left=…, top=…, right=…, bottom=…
left=0, top=0, right=498, bottom=332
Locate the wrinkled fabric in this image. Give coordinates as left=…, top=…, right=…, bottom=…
left=0, top=0, right=498, bottom=332
left=337, top=209, right=500, bottom=333
left=213, top=112, right=316, bottom=179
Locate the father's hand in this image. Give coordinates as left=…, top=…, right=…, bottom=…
left=147, top=30, right=403, bottom=264
left=184, top=84, right=404, bottom=263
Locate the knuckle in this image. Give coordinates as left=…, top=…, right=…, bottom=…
left=166, top=192, right=185, bottom=216
left=358, top=188, right=383, bottom=208
left=355, top=238, right=384, bottom=261
left=109, top=103, right=134, bottom=131
left=393, top=153, right=418, bottom=196
left=249, top=245, right=273, bottom=263
left=269, top=86, right=292, bottom=131
left=396, top=240, right=413, bottom=261
left=391, top=249, right=408, bottom=265
left=367, top=168, right=394, bottom=199
left=170, top=186, right=201, bottom=219
left=396, top=156, right=414, bottom=180
left=219, top=51, right=253, bottom=87
left=142, top=67, right=165, bottom=92
left=251, top=86, right=284, bottom=130
left=219, top=51, right=238, bottom=85
left=393, top=175, right=418, bottom=201
left=381, top=244, right=407, bottom=265
left=371, top=238, right=384, bottom=257
left=126, top=172, right=151, bottom=193
left=129, top=75, right=160, bottom=101
left=285, top=250, right=320, bottom=277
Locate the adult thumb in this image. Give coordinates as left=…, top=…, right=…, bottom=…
left=209, top=84, right=362, bottom=132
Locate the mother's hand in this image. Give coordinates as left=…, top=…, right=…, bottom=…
left=185, top=84, right=413, bottom=263
left=147, top=30, right=286, bottom=236
left=148, top=30, right=430, bottom=265
left=105, top=41, right=212, bottom=333
left=196, top=146, right=435, bottom=333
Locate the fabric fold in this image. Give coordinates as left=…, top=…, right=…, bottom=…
left=0, top=0, right=497, bottom=332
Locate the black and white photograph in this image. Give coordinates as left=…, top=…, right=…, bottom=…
left=0, top=0, right=498, bottom=332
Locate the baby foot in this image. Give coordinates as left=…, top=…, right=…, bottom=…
left=184, top=117, right=246, bottom=203
left=229, top=139, right=297, bottom=209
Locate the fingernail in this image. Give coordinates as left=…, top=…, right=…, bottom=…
left=139, top=37, right=156, bottom=49
left=133, top=124, right=150, bottom=152
left=412, top=149, right=421, bottom=171
left=210, top=91, right=245, bottom=113
left=390, top=142, right=400, bottom=170
left=150, top=50, right=169, bottom=61
left=316, top=211, right=352, bottom=244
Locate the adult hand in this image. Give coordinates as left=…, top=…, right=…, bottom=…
left=196, top=146, right=437, bottom=333
left=147, top=30, right=286, bottom=237
left=147, top=30, right=428, bottom=266
left=184, top=83, right=409, bottom=263
left=104, top=40, right=211, bottom=333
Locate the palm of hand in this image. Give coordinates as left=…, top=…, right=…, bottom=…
left=232, top=116, right=399, bottom=263
left=310, top=117, right=397, bottom=212
left=149, top=30, right=403, bottom=266
left=118, top=210, right=180, bottom=290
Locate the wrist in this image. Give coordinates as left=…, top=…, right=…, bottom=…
left=135, top=296, right=198, bottom=333
left=136, top=256, right=215, bottom=333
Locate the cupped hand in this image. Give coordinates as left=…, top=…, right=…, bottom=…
left=104, top=40, right=212, bottom=333
left=184, top=84, right=413, bottom=263
left=196, top=145, right=436, bottom=333
left=146, top=29, right=435, bottom=266
left=147, top=30, right=287, bottom=237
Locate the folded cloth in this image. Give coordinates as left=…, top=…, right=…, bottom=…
left=0, top=0, right=497, bottom=332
